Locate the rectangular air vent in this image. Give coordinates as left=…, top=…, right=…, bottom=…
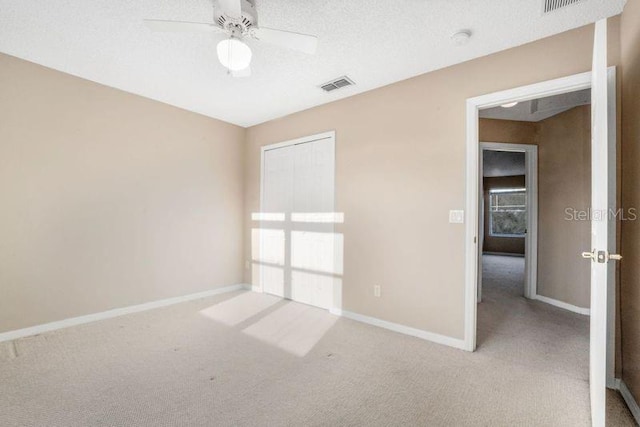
left=543, top=0, right=584, bottom=14
left=320, top=76, right=355, bottom=92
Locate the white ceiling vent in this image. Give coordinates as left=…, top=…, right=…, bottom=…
left=543, top=0, right=585, bottom=14
left=320, top=76, right=355, bottom=92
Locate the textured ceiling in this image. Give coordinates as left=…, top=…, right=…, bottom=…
left=0, top=0, right=625, bottom=127
left=480, top=88, right=591, bottom=122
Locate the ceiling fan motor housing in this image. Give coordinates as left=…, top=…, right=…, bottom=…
left=214, top=0, right=257, bottom=35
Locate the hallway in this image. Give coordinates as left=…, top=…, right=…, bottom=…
left=478, top=254, right=634, bottom=425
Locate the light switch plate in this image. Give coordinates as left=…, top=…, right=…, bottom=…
left=449, top=210, right=464, bottom=224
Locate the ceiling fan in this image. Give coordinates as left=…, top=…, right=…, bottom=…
left=144, top=0, right=318, bottom=77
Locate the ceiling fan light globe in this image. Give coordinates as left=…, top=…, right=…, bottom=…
left=217, top=39, right=252, bottom=71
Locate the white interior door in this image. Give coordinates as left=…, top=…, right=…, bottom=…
left=260, top=135, right=336, bottom=309
left=587, top=19, right=619, bottom=427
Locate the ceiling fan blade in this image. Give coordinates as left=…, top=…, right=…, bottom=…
left=218, top=0, right=242, bottom=19
left=231, top=66, right=251, bottom=78
left=144, top=19, right=225, bottom=33
left=250, top=27, right=318, bottom=54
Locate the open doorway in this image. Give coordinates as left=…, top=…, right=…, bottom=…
left=478, top=87, right=593, bottom=314
left=476, top=86, right=592, bottom=354
left=478, top=87, right=598, bottom=379
left=477, top=143, right=538, bottom=305
left=464, top=57, right=619, bottom=424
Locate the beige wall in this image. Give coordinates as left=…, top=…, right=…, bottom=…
left=0, top=54, right=246, bottom=333
left=479, top=118, right=538, bottom=146
left=537, top=106, right=592, bottom=309
left=245, top=21, right=620, bottom=340
left=620, top=0, right=640, bottom=404
left=482, top=175, right=526, bottom=255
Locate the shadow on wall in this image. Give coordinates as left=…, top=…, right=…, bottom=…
left=199, top=211, right=345, bottom=357
left=250, top=212, right=344, bottom=311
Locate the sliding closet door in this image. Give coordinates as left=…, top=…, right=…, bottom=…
left=259, top=147, right=293, bottom=298
left=290, top=138, right=336, bottom=309
left=260, top=134, right=336, bottom=309
left=292, top=140, right=335, bottom=213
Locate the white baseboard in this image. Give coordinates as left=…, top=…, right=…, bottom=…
left=618, top=380, right=640, bottom=425
left=0, top=284, right=248, bottom=343
left=330, top=308, right=466, bottom=350
left=609, top=377, right=621, bottom=390
left=533, top=293, right=590, bottom=316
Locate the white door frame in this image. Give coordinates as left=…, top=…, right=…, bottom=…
left=479, top=142, right=538, bottom=301
left=464, top=69, right=617, bottom=387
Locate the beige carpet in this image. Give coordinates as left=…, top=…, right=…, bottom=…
left=0, top=255, right=635, bottom=426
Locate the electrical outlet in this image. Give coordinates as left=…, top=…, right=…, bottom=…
left=449, top=210, right=464, bottom=224
left=374, top=285, right=381, bottom=297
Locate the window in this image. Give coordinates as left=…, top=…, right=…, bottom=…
left=489, top=188, right=526, bottom=237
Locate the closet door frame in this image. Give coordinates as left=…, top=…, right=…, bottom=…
left=258, top=130, right=337, bottom=307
